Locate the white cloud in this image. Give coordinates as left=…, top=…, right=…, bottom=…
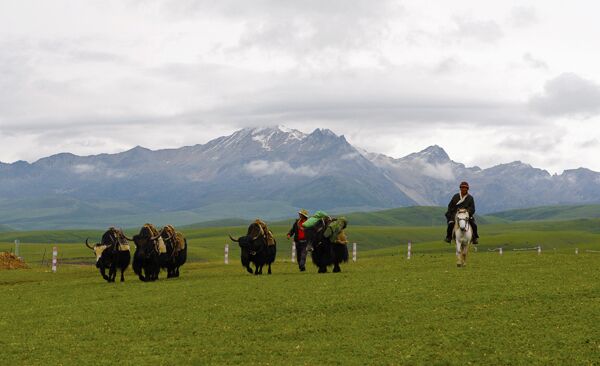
left=529, top=73, right=600, bottom=117
left=523, top=53, right=548, bottom=70
left=415, top=159, right=456, bottom=181
left=72, top=164, right=96, bottom=174
left=244, top=160, right=317, bottom=177
left=452, top=17, right=504, bottom=43
left=0, top=1, right=600, bottom=175
left=508, top=6, right=538, bottom=28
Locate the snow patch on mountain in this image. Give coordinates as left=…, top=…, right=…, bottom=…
left=415, top=158, right=456, bottom=181
left=244, top=160, right=317, bottom=177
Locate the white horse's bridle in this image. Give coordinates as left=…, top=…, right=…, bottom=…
left=456, top=210, right=470, bottom=231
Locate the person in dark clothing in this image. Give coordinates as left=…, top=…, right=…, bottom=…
left=287, top=209, right=310, bottom=271
left=445, top=181, right=479, bottom=244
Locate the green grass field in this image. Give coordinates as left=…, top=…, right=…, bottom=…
left=1, top=221, right=600, bottom=365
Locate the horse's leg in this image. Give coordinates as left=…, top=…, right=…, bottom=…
left=455, top=236, right=462, bottom=267
left=463, top=240, right=470, bottom=266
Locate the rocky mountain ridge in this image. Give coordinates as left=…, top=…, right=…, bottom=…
left=1, top=126, right=599, bottom=229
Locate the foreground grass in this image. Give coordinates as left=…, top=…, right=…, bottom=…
left=1, top=250, right=599, bottom=365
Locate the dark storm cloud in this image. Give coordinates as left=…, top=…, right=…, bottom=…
left=529, top=73, right=600, bottom=117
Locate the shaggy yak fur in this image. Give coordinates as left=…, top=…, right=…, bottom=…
left=305, top=218, right=349, bottom=273
left=157, top=224, right=188, bottom=278
left=229, top=222, right=277, bottom=275
left=85, top=227, right=131, bottom=283
left=132, top=223, right=162, bottom=282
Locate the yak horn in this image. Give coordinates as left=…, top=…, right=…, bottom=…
left=85, top=238, right=94, bottom=250
left=150, top=228, right=165, bottom=241
left=228, top=235, right=239, bottom=243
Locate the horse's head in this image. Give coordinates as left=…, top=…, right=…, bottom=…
left=455, top=209, right=470, bottom=230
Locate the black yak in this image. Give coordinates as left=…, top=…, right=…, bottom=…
left=305, top=217, right=349, bottom=273
left=85, top=227, right=131, bottom=282
left=131, top=223, right=162, bottom=282
left=156, top=224, right=188, bottom=278
left=229, top=220, right=277, bottom=275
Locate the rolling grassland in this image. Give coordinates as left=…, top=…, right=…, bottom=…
left=1, top=220, right=599, bottom=365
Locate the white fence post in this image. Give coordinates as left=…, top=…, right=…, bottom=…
left=224, top=244, right=229, bottom=264
left=291, top=241, right=296, bottom=263
left=14, top=240, right=20, bottom=258
left=52, top=246, right=58, bottom=273
left=499, top=247, right=503, bottom=255
left=575, top=248, right=579, bottom=255
left=407, top=241, right=412, bottom=260
left=537, top=246, right=542, bottom=255
left=352, top=243, right=357, bottom=262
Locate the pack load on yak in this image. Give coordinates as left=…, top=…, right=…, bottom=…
left=255, top=219, right=276, bottom=246
left=302, top=211, right=330, bottom=228
left=161, top=224, right=186, bottom=254
left=324, top=217, right=348, bottom=245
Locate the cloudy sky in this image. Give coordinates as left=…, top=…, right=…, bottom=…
left=1, top=0, right=599, bottom=173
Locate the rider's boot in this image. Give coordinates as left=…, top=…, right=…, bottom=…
left=471, top=219, right=479, bottom=244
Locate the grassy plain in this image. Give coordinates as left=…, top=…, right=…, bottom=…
left=1, top=220, right=599, bottom=365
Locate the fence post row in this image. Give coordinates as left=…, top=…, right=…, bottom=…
left=291, top=241, right=296, bottom=263
left=224, top=244, right=229, bottom=265
left=407, top=241, right=412, bottom=260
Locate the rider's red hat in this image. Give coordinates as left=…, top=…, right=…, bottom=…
left=459, top=181, right=469, bottom=188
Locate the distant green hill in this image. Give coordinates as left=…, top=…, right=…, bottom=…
left=0, top=224, right=13, bottom=232
left=272, top=206, right=501, bottom=227
left=488, top=205, right=600, bottom=222
left=181, top=218, right=249, bottom=230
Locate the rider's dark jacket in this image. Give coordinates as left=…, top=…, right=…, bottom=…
left=445, top=193, right=475, bottom=222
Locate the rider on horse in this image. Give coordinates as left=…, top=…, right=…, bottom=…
left=444, top=181, right=479, bottom=244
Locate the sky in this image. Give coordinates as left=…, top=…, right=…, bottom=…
left=1, top=0, right=599, bottom=174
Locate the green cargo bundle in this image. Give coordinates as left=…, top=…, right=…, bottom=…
left=324, top=217, right=348, bottom=244
left=302, top=211, right=329, bottom=228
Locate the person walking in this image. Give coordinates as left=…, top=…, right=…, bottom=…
left=287, top=209, right=309, bottom=272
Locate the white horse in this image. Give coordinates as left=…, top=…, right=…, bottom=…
left=454, top=208, right=473, bottom=267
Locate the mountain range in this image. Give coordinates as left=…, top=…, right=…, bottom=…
left=1, top=126, right=599, bottom=230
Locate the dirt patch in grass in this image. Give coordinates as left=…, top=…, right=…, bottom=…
left=0, top=252, right=28, bottom=270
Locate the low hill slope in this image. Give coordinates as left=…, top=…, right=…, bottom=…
left=272, top=206, right=502, bottom=227
left=488, top=205, right=600, bottom=221
left=0, top=224, right=13, bottom=232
